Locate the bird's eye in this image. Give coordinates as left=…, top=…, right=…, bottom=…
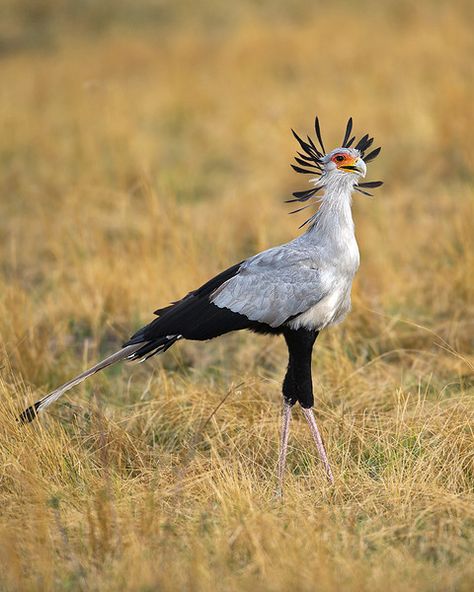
left=335, top=155, right=345, bottom=162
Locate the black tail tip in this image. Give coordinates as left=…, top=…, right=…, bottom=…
left=18, top=402, right=40, bottom=424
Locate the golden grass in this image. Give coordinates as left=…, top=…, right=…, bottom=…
left=1, top=2, right=474, bottom=590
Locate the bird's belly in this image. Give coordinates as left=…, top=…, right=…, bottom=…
left=288, top=286, right=351, bottom=331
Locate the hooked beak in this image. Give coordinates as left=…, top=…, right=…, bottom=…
left=341, top=157, right=366, bottom=177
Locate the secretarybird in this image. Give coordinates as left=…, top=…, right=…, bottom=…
left=19, top=116, right=382, bottom=488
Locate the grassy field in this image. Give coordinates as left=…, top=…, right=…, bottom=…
left=0, top=1, right=473, bottom=590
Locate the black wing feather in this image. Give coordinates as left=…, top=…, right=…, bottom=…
left=123, top=261, right=262, bottom=344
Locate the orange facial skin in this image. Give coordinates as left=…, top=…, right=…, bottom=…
left=331, top=153, right=357, bottom=169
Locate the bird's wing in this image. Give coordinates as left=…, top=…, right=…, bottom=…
left=123, top=260, right=253, bottom=343
left=210, top=244, right=327, bottom=327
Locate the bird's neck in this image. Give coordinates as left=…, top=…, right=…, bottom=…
left=307, top=176, right=355, bottom=241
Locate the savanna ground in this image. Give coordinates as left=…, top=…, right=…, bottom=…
left=0, top=1, right=473, bottom=590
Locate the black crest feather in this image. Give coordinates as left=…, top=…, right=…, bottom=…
left=358, top=180, right=384, bottom=189
left=314, top=117, right=326, bottom=155
left=342, top=117, right=353, bottom=148
left=363, top=146, right=381, bottom=162
left=289, top=116, right=383, bottom=220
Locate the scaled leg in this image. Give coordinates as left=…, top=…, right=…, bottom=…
left=301, top=406, right=334, bottom=484
left=276, top=401, right=292, bottom=496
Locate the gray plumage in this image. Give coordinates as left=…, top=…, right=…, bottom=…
left=211, top=148, right=364, bottom=331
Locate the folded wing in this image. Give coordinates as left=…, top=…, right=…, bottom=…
left=211, top=245, right=326, bottom=327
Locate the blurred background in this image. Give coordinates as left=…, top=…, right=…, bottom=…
left=0, top=1, right=473, bottom=590
left=0, top=0, right=472, bottom=381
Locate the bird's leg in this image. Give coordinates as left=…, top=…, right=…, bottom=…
left=276, top=401, right=292, bottom=496
left=283, top=328, right=334, bottom=484
left=301, top=406, right=334, bottom=484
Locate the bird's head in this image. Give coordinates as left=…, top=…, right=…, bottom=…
left=288, top=117, right=383, bottom=225
left=320, top=147, right=367, bottom=179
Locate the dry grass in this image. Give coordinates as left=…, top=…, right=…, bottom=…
left=1, top=1, right=474, bottom=590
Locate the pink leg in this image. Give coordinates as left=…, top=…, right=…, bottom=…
left=301, top=407, right=334, bottom=484
left=277, top=401, right=292, bottom=496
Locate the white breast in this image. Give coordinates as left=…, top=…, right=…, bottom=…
left=288, top=284, right=351, bottom=331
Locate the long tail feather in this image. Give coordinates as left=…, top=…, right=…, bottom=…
left=19, top=343, right=144, bottom=423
